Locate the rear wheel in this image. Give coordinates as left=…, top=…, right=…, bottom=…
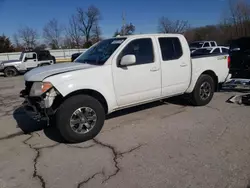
left=40, top=63, right=50, bottom=67
left=191, top=74, right=215, bottom=106
left=4, top=67, right=18, bottom=77
left=56, top=94, right=105, bottom=143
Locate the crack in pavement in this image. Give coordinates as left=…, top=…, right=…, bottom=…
left=66, top=144, right=96, bottom=149
left=22, top=134, right=61, bottom=188
left=23, top=134, right=46, bottom=188
left=160, top=108, right=187, bottom=119
left=77, top=171, right=104, bottom=188
left=93, top=138, right=144, bottom=184
left=205, top=105, right=220, bottom=111
left=0, top=131, right=24, bottom=141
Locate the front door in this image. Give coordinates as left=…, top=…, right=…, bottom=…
left=112, top=37, right=161, bottom=107
left=157, top=37, right=191, bottom=96
left=24, top=52, right=38, bottom=69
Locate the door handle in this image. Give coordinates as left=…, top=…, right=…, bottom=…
left=180, top=63, right=187, bottom=67
left=150, top=67, right=159, bottom=72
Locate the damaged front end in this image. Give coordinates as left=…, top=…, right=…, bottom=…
left=20, top=81, right=61, bottom=124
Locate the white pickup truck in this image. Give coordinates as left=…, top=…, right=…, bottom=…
left=21, top=34, right=230, bottom=143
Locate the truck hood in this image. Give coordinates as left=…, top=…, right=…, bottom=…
left=24, top=62, right=97, bottom=81
left=1, top=60, right=21, bottom=64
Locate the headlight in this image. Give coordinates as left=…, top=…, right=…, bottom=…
left=29, top=82, right=53, bottom=96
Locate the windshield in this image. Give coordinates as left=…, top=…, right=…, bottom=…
left=189, top=42, right=203, bottom=48
left=19, top=52, right=24, bottom=61
left=75, top=38, right=127, bottom=65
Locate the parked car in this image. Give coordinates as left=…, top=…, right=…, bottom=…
left=189, top=41, right=218, bottom=52
left=0, top=50, right=56, bottom=77
left=20, top=33, right=230, bottom=143
left=71, top=52, right=83, bottom=62
left=229, top=37, right=250, bottom=78
left=191, top=46, right=229, bottom=57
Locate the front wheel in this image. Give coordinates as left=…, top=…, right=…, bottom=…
left=4, top=67, right=18, bottom=77
left=191, top=74, right=215, bottom=106
left=56, top=94, right=105, bottom=143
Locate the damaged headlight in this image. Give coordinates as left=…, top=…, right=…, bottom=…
left=29, top=82, right=53, bottom=96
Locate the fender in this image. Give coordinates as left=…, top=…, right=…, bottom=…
left=43, top=65, right=118, bottom=113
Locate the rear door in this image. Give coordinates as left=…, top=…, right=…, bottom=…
left=158, top=37, right=191, bottom=96
left=112, top=37, right=161, bottom=106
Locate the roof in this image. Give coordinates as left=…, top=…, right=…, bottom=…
left=114, top=33, right=184, bottom=39
left=22, top=49, right=50, bottom=53
left=198, top=46, right=229, bottom=49
left=190, top=41, right=217, bottom=43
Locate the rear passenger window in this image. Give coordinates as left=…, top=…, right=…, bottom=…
left=158, top=37, right=183, bottom=61
left=222, top=48, right=229, bottom=53
left=212, top=48, right=220, bottom=54
left=203, top=42, right=210, bottom=47
left=211, top=42, right=216, bottom=47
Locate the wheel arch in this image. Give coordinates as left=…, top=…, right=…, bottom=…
left=3, top=66, right=19, bottom=77
left=186, top=70, right=219, bottom=93
left=53, top=89, right=109, bottom=114
left=4, top=66, right=18, bottom=71
left=200, top=70, right=218, bottom=91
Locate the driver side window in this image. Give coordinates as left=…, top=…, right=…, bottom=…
left=25, top=53, right=37, bottom=61
left=118, top=38, right=154, bottom=66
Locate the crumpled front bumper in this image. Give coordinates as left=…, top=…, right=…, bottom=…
left=20, top=90, right=48, bottom=121
left=22, top=99, right=45, bottom=121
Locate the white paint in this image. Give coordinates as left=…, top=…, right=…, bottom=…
left=25, top=34, right=230, bottom=114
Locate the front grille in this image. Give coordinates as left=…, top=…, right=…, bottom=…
left=25, top=81, right=33, bottom=94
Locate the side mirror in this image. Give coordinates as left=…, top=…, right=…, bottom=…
left=120, top=55, right=136, bottom=66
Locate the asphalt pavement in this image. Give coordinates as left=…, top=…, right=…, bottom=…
left=0, top=75, right=250, bottom=188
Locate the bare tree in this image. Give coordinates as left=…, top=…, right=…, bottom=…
left=222, top=0, right=250, bottom=38
left=66, top=15, right=82, bottom=48
left=43, top=18, right=64, bottom=49
left=76, top=5, right=101, bottom=43
left=113, top=23, right=135, bottom=36
left=121, top=23, right=135, bottom=35
left=158, top=17, right=189, bottom=33
left=17, top=26, right=38, bottom=48
left=91, top=24, right=102, bottom=43
left=12, top=33, right=21, bottom=48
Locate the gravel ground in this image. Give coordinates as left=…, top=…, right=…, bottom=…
left=0, top=75, right=250, bottom=188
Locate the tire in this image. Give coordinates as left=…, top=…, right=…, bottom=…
left=40, top=63, right=50, bottom=67
left=52, top=56, right=56, bottom=64
left=4, top=67, right=18, bottom=77
left=191, top=74, right=215, bottom=106
left=56, top=94, right=105, bottom=143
